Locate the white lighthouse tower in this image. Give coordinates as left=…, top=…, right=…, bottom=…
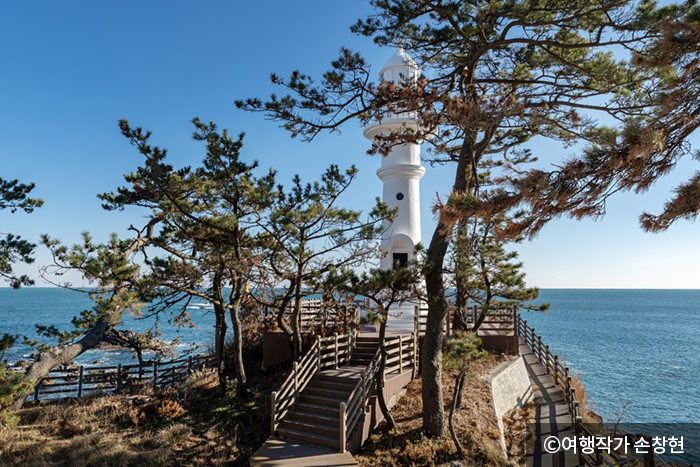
left=364, top=48, right=425, bottom=272
left=363, top=48, right=425, bottom=330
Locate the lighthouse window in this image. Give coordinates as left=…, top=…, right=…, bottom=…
left=396, top=192, right=404, bottom=200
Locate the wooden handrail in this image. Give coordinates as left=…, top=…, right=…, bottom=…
left=271, top=331, right=356, bottom=436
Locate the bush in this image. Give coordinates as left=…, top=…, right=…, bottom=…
left=155, top=399, right=185, bottom=421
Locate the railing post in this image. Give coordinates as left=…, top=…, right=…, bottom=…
left=544, top=345, right=550, bottom=373
left=271, top=391, right=277, bottom=436
left=334, top=333, right=339, bottom=369
left=293, top=362, right=299, bottom=401
left=152, top=362, right=158, bottom=391
left=116, top=364, right=123, bottom=392
left=34, top=381, right=40, bottom=402
left=360, top=369, right=366, bottom=402
left=414, top=306, right=418, bottom=337
left=77, top=366, right=84, bottom=398
left=399, top=335, right=403, bottom=373
left=187, top=356, right=193, bottom=375
left=339, top=402, right=347, bottom=452
left=317, top=336, right=322, bottom=371
left=643, top=435, right=655, bottom=467
left=413, top=331, right=418, bottom=376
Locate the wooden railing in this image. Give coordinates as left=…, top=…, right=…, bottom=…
left=32, top=354, right=214, bottom=402
left=414, top=304, right=452, bottom=337
left=283, top=298, right=362, bottom=331
left=414, top=303, right=519, bottom=338
left=270, top=332, right=355, bottom=436
left=464, top=304, right=516, bottom=326
left=340, top=333, right=417, bottom=452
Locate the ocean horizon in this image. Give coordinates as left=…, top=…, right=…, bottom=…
left=1, top=287, right=698, bottom=424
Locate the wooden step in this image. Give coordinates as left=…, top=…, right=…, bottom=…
left=356, top=340, right=379, bottom=346
left=287, top=410, right=339, bottom=427
left=306, top=379, right=357, bottom=392
left=299, top=394, right=345, bottom=408
left=294, top=401, right=341, bottom=416
left=276, top=426, right=339, bottom=449
left=278, top=419, right=339, bottom=437
left=304, top=386, right=352, bottom=399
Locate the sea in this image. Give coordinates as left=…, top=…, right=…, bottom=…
left=1, top=288, right=699, bottom=425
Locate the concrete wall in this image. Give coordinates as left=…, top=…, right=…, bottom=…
left=484, top=356, right=534, bottom=455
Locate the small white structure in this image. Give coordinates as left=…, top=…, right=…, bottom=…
left=363, top=48, right=425, bottom=271
left=363, top=48, right=425, bottom=331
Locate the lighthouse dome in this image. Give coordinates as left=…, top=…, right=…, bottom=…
left=378, top=48, right=419, bottom=84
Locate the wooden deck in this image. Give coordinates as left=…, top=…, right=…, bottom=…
left=251, top=438, right=358, bottom=466
left=520, top=340, right=578, bottom=467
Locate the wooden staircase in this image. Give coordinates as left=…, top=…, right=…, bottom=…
left=269, top=332, right=414, bottom=453
left=276, top=368, right=365, bottom=448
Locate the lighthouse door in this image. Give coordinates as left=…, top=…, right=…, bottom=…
left=392, top=253, right=408, bottom=269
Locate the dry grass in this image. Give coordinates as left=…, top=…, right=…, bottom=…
left=356, top=353, right=520, bottom=467
left=570, top=372, right=601, bottom=423
left=0, top=346, right=286, bottom=466
left=502, top=400, right=538, bottom=464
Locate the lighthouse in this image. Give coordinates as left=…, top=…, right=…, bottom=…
left=363, top=48, right=425, bottom=271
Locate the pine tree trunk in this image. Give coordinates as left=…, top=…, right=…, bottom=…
left=449, top=372, right=466, bottom=458
left=376, top=308, right=397, bottom=430
left=213, top=306, right=227, bottom=386
left=229, top=294, right=247, bottom=397
left=11, top=317, right=111, bottom=410
left=275, top=290, right=295, bottom=341
left=212, top=273, right=228, bottom=389
left=422, top=232, right=450, bottom=437
left=422, top=149, right=473, bottom=437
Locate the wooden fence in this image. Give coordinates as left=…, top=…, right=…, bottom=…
left=283, top=298, right=363, bottom=332
left=32, top=354, right=215, bottom=402
left=414, top=303, right=517, bottom=337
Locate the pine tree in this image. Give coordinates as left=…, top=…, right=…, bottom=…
left=450, top=216, right=548, bottom=333
left=101, top=118, right=277, bottom=394
left=238, top=0, right=695, bottom=436
left=0, top=178, right=43, bottom=289
left=255, top=166, right=391, bottom=360
left=0, top=178, right=43, bottom=416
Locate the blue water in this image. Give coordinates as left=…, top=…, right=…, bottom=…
left=527, top=289, right=700, bottom=424
left=1, top=288, right=699, bottom=425
left=0, top=287, right=215, bottom=366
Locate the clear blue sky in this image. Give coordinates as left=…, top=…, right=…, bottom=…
left=1, top=1, right=697, bottom=288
